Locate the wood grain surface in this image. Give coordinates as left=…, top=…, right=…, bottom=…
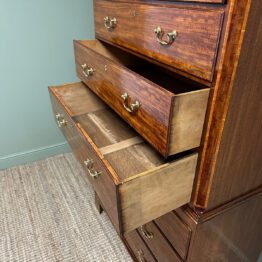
left=119, top=154, right=198, bottom=233
left=155, top=212, right=192, bottom=260
left=74, top=40, right=173, bottom=156
left=75, top=109, right=138, bottom=149
left=206, top=0, right=262, bottom=209
left=74, top=40, right=210, bottom=157
left=188, top=192, right=262, bottom=261
left=49, top=82, right=198, bottom=236
left=193, top=0, right=256, bottom=209
left=94, top=1, right=224, bottom=81
left=49, top=82, right=105, bottom=117
left=169, top=89, right=210, bottom=155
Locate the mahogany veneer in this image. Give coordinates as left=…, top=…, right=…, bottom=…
left=74, top=40, right=210, bottom=157
left=94, top=0, right=225, bottom=82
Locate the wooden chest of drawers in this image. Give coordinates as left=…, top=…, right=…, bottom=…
left=48, top=0, right=262, bottom=260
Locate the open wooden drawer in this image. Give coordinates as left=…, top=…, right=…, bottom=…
left=74, top=40, right=210, bottom=157
left=49, top=82, right=197, bottom=235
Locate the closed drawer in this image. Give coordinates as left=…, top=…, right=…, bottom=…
left=49, top=82, right=198, bottom=235
left=94, top=1, right=224, bottom=82
left=155, top=212, right=192, bottom=260
left=124, top=230, right=156, bottom=262
left=74, top=40, right=210, bottom=157
left=138, top=222, right=181, bottom=261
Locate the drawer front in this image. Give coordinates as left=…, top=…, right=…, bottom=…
left=50, top=91, right=121, bottom=233
left=74, top=40, right=173, bottom=156
left=125, top=230, right=156, bottom=262
left=49, top=83, right=197, bottom=235
left=94, top=1, right=224, bottom=82
left=155, top=212, right=192, bottom=260
left=138, top=222, right=181, bottom=262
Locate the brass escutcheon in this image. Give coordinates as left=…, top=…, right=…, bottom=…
left=137, top=249, right=146, bottom=262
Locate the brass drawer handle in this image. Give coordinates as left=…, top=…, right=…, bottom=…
left=104, top=16, right=117, bottom=29
left=81, top=64, right=94, bottom=78
left=121, top=93, right=140, bottom=113
left=154, top=26, right=177, bottom=46
left=140, top=225, right=154, bottom=239
left=137, top=249, right=146, bottom=262
left=55, top=113, right=67, bottom=127
left=84, top=159, right=101, bottom=179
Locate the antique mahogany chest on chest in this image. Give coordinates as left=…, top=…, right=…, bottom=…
left=49, top=0, right=262, bottom=261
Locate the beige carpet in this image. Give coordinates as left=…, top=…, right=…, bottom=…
left=0, top=153, right=132, bottom=262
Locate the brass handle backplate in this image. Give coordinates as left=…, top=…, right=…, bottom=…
left=154, top=26, right=177, bottom=46
left=55, top=113, right=67, bottom=127
left=81, top=64, right=94, bottom=78
left=104, top=16, right=117, bottom=29
left=84, top=159, right=101, bottom=179
left=137, top=249, right=146, bottom=262
left=121, top=93, right=140, bottom=113
left=140, top=225, right=154, bottom=239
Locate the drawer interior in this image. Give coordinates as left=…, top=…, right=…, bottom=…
left=51, top=82, right=197, bottom=232
left=75, top=110, right=166, bottom=182
left=78, top=40, right=206, bottom=94
left=53, top=82, right=169, bottom=180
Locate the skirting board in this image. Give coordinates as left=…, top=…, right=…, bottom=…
left=0, top=142, right=71, bottom=170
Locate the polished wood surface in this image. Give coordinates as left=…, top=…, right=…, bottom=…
left=74, top=40, right=172, bottom=156
left=206, top=0, right=262, bottom=209
left=138, top=222, right=181, bottom=262
left=94, top=1, right=225, bottom=82
left=49, top=82, right=198, bottom=235
left=74, top=40, right=210, bottom=157
left=187, top=192, right=262, bottom=261
left=193, top=0, right=261, bottom=209
left=155, top=212, right=191, bottom=260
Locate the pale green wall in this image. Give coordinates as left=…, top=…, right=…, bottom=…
left=0, top=0, right=94, bottom=169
